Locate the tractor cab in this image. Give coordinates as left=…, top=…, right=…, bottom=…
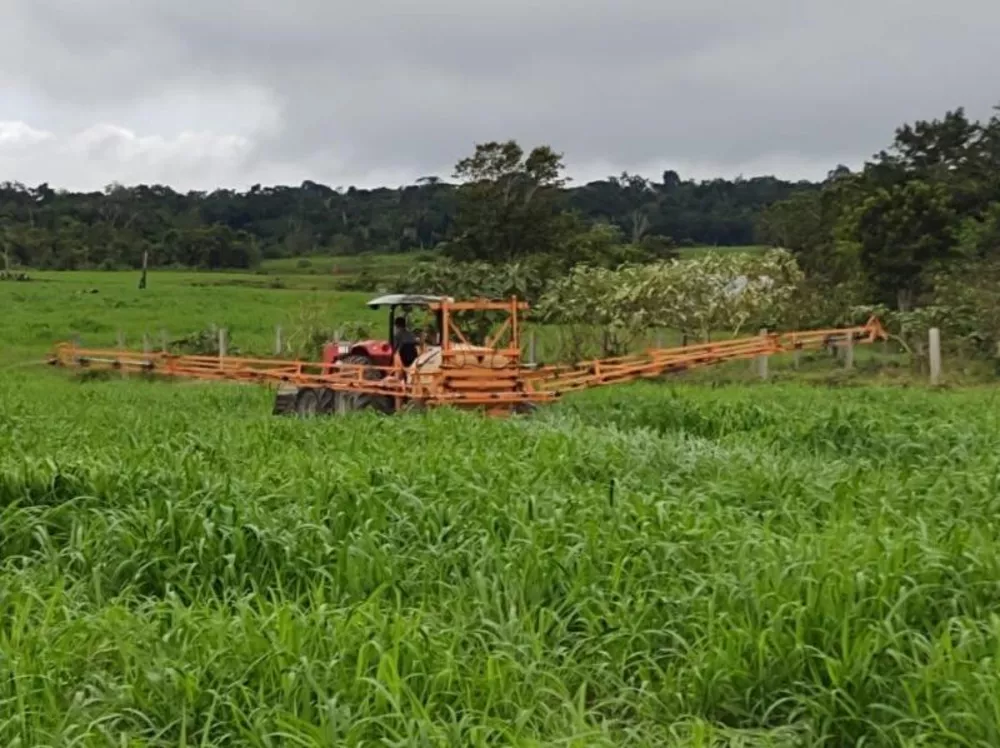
left=322, top=293, right=450, bottom=371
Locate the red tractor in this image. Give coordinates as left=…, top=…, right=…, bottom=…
left=320, top=293, right=446, bottom=371
left=272, top=293, right=448, bottom=414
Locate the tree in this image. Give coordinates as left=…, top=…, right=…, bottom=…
left=956, top=202, right=1000, bottom=259
left=444, top=140, right=572, bottom=263
left=840, top=180, right=958, bottom=310
left=608, top=172, right=656, bottom=244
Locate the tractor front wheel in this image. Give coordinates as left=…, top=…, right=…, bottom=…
left=510, top=402, right=538, bottom=416
left=272, top=385, right=299, bottom=416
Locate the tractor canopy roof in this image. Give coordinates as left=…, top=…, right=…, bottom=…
left=366, top=294, right=452, bottom=309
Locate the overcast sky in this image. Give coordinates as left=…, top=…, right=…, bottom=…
left=1, top=0, right=997, bottom=192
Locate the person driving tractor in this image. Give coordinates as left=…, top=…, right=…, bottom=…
left=393, top=317, right=420, bottom=367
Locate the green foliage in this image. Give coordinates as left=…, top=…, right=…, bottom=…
left=760, top=104, right=1000, bottom=317
left=858, top=258, right=1000, bottom=362
left=577, top=173, right=804, bottom=246
left=393, top=257, right=552, bottom=303
left=956, top=201, right=1000, bottom=258
left=539, top=249, right=805, bottom=348
left=444, top=140, right=576, bottom=263
left=170, top=324, right=241, bottom=356
left=1, top=159, right=807, bottom=271
left=558, top=221, right=674, bottom=268
left=783, top=275, right=871, bottom=330
left=839, top=180, right=958, bottom=308
left=283, top=300, right=376, bottom=358
left=3, top=375, right=1000, bottom=744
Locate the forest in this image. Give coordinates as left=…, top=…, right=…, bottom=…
left=0, top=166, right=810, bottom=271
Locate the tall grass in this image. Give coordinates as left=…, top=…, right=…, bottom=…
left=2, top=373, right=1000, bottom=744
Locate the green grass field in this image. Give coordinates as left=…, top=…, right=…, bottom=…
left=4, top=268, right=999, bottom=744
left=259, top=251, right=437, bottom=277
left=0, top=270, right=380, bottom=364
left=3, top=371, right=1000, bottom=745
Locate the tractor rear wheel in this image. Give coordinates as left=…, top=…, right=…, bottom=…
left=338, top=354, right=393, bottom=413
left=295, top=388, right=321, bottom=417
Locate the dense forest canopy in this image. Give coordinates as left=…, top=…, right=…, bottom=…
left=0, top=163, right=813, bottom=271
left=756, top=104, right=1000, bottom=309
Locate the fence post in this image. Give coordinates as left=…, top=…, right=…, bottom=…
left=929, top=327, right=941, bottom=385
left=115, top=330, right=126, bottom=378
left=793, top=345, right=801, bottom=369
left=757, top=328, right=769, bottom=380
left=143, top=333, right=151, bottom=355
left=528, top=330, right=537, bottom=365
left=655, top=331, right=664, bottom=349
left=161, top=329, right=169, bottom=353
left=275, top=325, right=283, bottom=357
left=218, top=328, right=227, bottom=369
left=844, top=334, right=854, bottom=370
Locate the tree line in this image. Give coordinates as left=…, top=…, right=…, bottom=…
left=753, top=104, right=1000, bottom=358
left=0, top=160, right=811, bottom=271
left=757, top=105, right=1000, bottom=309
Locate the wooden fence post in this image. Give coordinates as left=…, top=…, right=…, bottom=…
left=142, top=333, right=151, bottom=354
left=528, top=330, right=537, bottom=365
left=275, top=325, right=283, bottom=357
left=929, top=327, right=941, bottom=385
left=844, top=334, right=854, bottom=370
left=757, top=328, right=769, bottom=380
left=160, top=329, right=169, bottom=353
left=115, top=330, right=126, bottom=378
left=218, top=328, right=227, bottom=369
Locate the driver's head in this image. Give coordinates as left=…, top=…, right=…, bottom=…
left=394, top=317, right=406, bottom=329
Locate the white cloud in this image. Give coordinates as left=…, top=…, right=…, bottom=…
left=0, top=121, right=256, bottom=190
left=0, top=121, right=54, bottom=149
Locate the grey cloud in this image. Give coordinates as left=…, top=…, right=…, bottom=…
left=1, top=0, right=998, bottom=190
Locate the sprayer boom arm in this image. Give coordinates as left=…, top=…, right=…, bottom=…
left=47, top=296, right=887, bottom=416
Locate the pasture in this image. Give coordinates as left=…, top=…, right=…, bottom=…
left=2, top=268, right=999, bottom=745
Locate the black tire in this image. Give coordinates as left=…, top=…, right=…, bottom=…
left=356, top=393, right=395, bottom=414
left=295, top=388, right=321, bottom=417
left=316, top=388, right=337, bottom=414
left=272, top=386, right=299, bottom=416
left=338, top=354, right=390, bottom=413
left=510, top=402, right=538, bottom=416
